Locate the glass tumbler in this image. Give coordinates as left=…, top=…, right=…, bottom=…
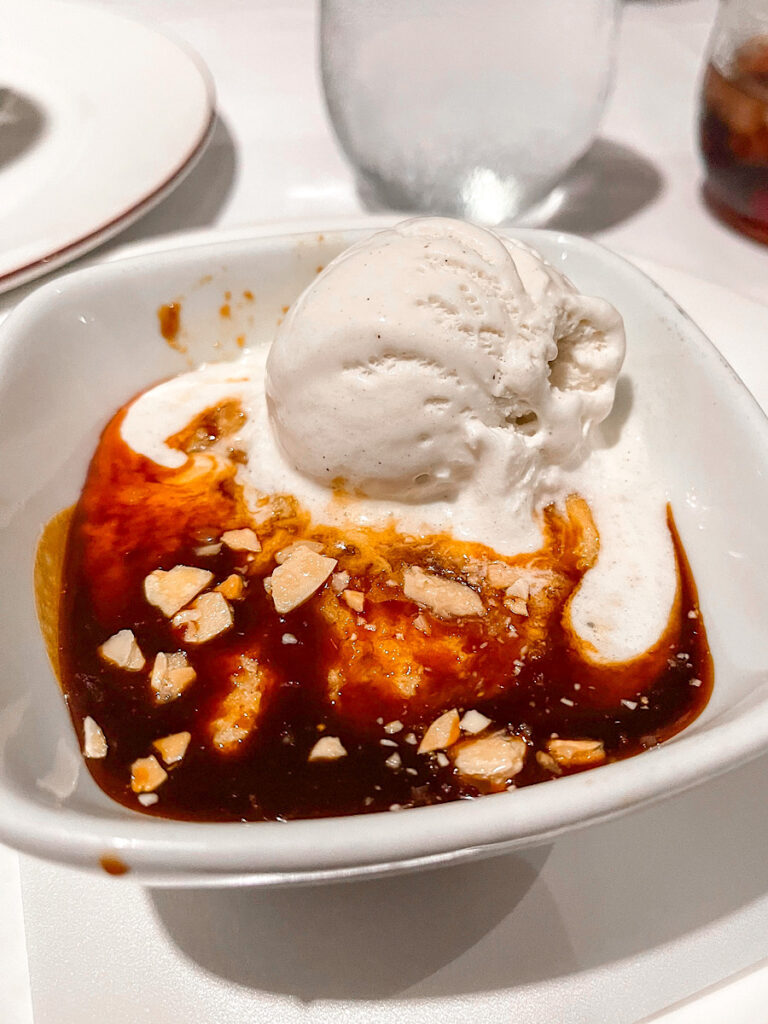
left=320, top=0, right=619, bottom=225
left=699, top=0, right=768, bottom=243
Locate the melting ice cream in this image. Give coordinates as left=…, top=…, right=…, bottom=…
left=121, top=218, right=676, bottom=663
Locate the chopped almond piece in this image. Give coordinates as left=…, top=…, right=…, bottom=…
left=98, top=629, right=145, bottom=671
left=536, top=750, right=561, bottom=774
left=506, top=578, right=530, bottom=601
left=413, top=613, right=432, bottom=635
left=144, top=565, right=213, bottom=617
left=150, top=651, right=196, bottom=703
left=487, top=563, right=554, bottom=594
left=485, top=561, right=520, bottom=589
left=275, top=539, right=325, bottom=565
left=130, top=755, right=168, bottom=793
left=342, top=589, right=365, bottom=612
left=83, top=716, right=107, bottom=758
left=331, top=570, right=350, bottom=593
left=547, top=738, right=605, bottom=767
left=153, top=731, right=191, bottom=765
left=267, top=546, right=337, bottom=614
left=216, top=573, right=245, bottom=601
left=460, top=709, right=492, bottom=735
left=403, top=566, right=484, bottom=618
left=221, top=528, right=261, bottom=553
left=172, top=591, right=233, bottom=644
left=194, top=542, right=222, bottom=557
left=418, top=709, right=461, bottom=753
left=506, top=594, right=529, bottom=616
left=452, top=733, right=527, bottom=792
left=308, top=736, right=347, bottom=761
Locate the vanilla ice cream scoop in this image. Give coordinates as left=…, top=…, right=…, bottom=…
left=266, top=218, right=625, bottom=506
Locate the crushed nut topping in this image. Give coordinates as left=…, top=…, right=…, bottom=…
left=485, top=562, right=520, bottom=589
left=505, top=593, right=529, bottom=616
left=547, top=738, right=605, bottom=767
left=83, top=716, right=108, bottom=758
left=267, top=546, right=337, bottom=614
left=150, top=651, right=196, bottom=703
left=98, top=629, right=145, bottom=671
left=215, top=573, right=245, bottom=601
left=460, top=709, right=492, bottom=735
left=418, top=709, right=461, bottom=753
left=194, top=542, right=222, bottom=558
left=506, top=578, right=530, bottom=601
left=221, top=528, right=261, bottom=552
left=342, top=589, right=365, bottom=612
left=144, top=565, right=213, bottom=617
left=452, top=732, right=527, bottom=792
left=486, top=563, right=555, bottom=596
left=172, top=591, right=233, bottom=644
left=130, top=754, right=168, bottom=793
left=331, top=570, right=350, bottom=593
left=308, top=736, right=347, bottom=761
left=57, top=396, right=712, bottom=823
left=536, top=750, right=561, bottom=774
left=403, top=566, right=484, bottom=618
left=275, top=539, right=325, bottom=565
left=153, top=731, right=192, bottom=765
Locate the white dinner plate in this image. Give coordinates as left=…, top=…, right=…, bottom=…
left=0, top=0, right=215, bottom=294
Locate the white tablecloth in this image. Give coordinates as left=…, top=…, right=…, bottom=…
left=3, top=1, right=768, bottom=1020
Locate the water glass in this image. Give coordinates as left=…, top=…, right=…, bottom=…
left=320, top=0, right=619, bottom=225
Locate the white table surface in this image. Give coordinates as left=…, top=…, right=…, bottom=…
left=3, top=1, right=768, bottom=1021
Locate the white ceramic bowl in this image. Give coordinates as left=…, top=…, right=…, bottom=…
left=2, top=227, right=768, bottom=887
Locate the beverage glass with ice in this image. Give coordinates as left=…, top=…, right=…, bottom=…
left=699, top=0, right=768, bottom=243
left=320, top=0, right=619, bottom=225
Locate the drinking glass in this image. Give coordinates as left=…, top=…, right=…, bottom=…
left=699, top=0, right=768, bottom=243
left=320, top=0, right=619, bottom=225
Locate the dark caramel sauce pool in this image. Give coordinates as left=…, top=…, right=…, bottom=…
left=50, top=396, right=713, bottom=822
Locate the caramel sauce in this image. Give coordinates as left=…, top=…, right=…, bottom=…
left=53, top=395, right=713, bottom=822
left=99, top=855, right=129, bottom=876
left=34, top=506, right=74, bottom=684
left=157, top=303, right=184, bottom=351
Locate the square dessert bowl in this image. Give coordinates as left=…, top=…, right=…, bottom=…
left=1, top=224, right=768, bottom=887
